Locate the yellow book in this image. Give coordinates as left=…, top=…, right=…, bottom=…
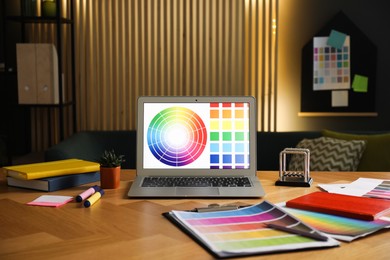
left=2, top=159, right=100, bottom=180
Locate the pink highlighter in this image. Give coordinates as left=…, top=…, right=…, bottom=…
left=76, top=185, right=101, bottom=202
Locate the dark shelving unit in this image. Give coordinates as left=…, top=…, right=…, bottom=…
left=1, top=0, right=76, bottom=162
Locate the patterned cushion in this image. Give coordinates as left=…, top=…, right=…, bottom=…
left=288, top=137, right=366, bottom=171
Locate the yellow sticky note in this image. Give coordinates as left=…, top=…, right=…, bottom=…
left=352, top=74, right=368, bottom=92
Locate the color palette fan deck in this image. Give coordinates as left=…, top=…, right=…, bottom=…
left=364, top=180, right=390, bottom=200
left=283, top=206, right=390, bottom=241
left=167, top=201, right=339, bottom=258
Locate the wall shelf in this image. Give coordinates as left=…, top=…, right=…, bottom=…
left=6, top=15, right=73, bottom=24
left=298, top=112, right=378, bottom=117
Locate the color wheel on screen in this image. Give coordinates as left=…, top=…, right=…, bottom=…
left=147, top=107, right=207, bottom=166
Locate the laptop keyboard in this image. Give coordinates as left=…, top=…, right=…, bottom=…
left=141, top=176, right=252, bottom=187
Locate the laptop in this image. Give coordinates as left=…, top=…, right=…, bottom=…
left=128, top=96, right=265, bottom=197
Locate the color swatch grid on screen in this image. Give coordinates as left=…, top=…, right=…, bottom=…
left=172, top=201, right=338, bottom=254
left=147, top=107, right=207, bottom=167
left=313, top=36, right=350, bottom=91
left=209, top=102, right=250, bottom=169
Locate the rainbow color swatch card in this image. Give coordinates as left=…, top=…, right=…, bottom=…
left=164, top=201, right=339, bottom=258
left=282, top=205, right=390, bottom=242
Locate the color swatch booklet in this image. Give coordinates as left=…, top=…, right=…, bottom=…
left=281, top=203, right=390, bottom=242
left=164, top=201, right=339, bottom=258
left=282, top=181, right=390, bottom=241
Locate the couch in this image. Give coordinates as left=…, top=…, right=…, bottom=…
left=45, top=131, right=137, bottom=169
left=44, top=130, right=390, bottom=171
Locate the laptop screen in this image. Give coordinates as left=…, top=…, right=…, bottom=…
left=137, top=96, right=256, bottom=174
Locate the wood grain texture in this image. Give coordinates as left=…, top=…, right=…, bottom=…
left=25, top=0, right=279, bottom=152
left=1, top=170, right=390, bottom=259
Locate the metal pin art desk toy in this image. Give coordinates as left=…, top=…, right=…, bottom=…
left=275, top=148, right=313, bottom=187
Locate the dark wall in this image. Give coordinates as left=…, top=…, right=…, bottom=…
left=278, top=0, right=390, bottom=131
left=0, top=2, right=4, bottom=64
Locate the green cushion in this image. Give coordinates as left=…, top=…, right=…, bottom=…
left=322, top=129, right=390, bottom=171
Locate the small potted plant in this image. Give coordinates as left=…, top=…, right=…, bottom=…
left=99, top=149, right=125, bottom=189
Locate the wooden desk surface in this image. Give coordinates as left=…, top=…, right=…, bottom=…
left=1, top=170, right=389, bottom=259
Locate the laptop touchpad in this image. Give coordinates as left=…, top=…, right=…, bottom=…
left=176, top=188, right=219, bottom=196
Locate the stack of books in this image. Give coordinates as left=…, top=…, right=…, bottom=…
left=2, top=159, right=100, bottom=192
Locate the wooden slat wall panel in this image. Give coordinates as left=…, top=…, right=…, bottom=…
left=74, top=0, right=251, bottom=131
left=29, top=0, right=278, bottom=151
left=244, top=0, right=278, bottom=131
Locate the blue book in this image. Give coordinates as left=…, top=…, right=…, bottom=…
left=6, top=171, right=100, bottom=192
